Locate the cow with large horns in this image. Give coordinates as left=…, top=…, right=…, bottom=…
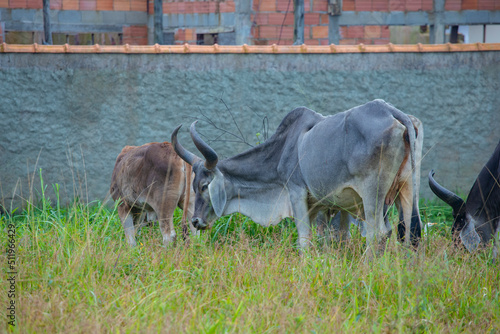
left=428, top=139, right=500, bottom=256
left=172, top=100, right=423, bottom=253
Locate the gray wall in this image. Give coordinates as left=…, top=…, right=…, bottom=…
left=1, top=51, right=499, bottom=210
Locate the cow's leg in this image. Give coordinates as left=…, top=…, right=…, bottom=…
left=134, top=211, right=148, bottom=237
left=329, top=211, right=351, bottom=244
left=178, top=193, right=199, bottom=240
left=363, top=195, right=392, bottom=259
left=118, top=203, right=137, bottom=246
left=396, top=181, right=422, bottom=248
left=492, top=220, right=500, bottom=260
left=290, top=190, right=312, bottom=253
left=315, top=210, right=329, bottom=240
left=155, top=194, right=180, bottom=247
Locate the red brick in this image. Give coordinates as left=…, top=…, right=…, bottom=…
left=130, top=0, right=145, bottom=11
left=177, top=2, right=185, bottom=12
left=312, top=25, right=328, bottom=38
left=381, top=25, right=390, bottom=38
left=251, top=26, right=259, bottom=37
left=305, top=39, right=320, bottom=45
left=0, top=0, right=8, bottom=6
left=259, top=26, right=278, bottom=39
left=163, top=2, right=173, bottom=13
left=253, top=13, right=269, bottom=25
left=278, top=26, right=294, bottom=39
left=114, top=0, right=130, bottom=11
left=364, top=25, right=381, bottom=38
left=304, top=13, right=320, bottom=25
left=276, top=0, right=291, bottom=11
left=253, top=39, right=268, bottom=45
left=194, top=1, right=210, bottom=13
left=10, top=0, right=26, bottom=8
left=346, top=25, right=364, bottom=38
left=174, top=28, right=185, bottom=41
left=184, top=2, right=193, bottom=13
left=50, top=0, right=62, bottom=9
left=259, top=0, right=276, bottom=11
left=63, top=0, right=79, bottom=10
left=185, top=28, right=195, bottom=41
left=312, top=0, right=328, bottom=11
left=462, top=0, right=478, bottom=9
left=252, top=0, right=259, bottom=11
left=270, top=13, right=294, bottom=25
left=305, top=25, right=311, bottom=38
left=320, top=38, right=329, bottom=45
left=477, top=0, right=495, bottom=10
left=80, top=0, right=96, bottom=10
left=305, top=0, right=310, bottom=10
left=405, top=0, right=422, bottom=11
left=343, top=0, right=355, bottom=10
left=220, top=0, right=235, bottom=12
left=372, top=0, right=388, bottom=11
left=422, top=0, right=432, bottom=10
left=26, top=0, right=42, bottom=8
left=355, top=0, right=372, bottom=11
left=96, top=0, right=112, bottom=10
left=320, top=13, right=329, bottom=24
left=389, top=0, right=404, bottom=10
left=340, top=38, right=356, bottom=45
left=444, top=0, right=461, bottom=10
left=373, top=38, right=390, bottom=44
left=209, top=1, right=217, bottom=12
left=275, top=39, right=289, bottom=45
left=339, top=26, right=348, bottom=37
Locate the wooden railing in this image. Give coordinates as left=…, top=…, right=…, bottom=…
left=2, top=43, right=500, bottom=54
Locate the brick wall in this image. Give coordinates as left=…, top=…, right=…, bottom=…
left=0, top=0, right=147, bottom=10
left=163, top=0, right=235, bottom=15
left=252, top=0, right=331, bottom=45
left=122, top=25, right=148, bottom=44
left=1, top=0, right=499, bottom=45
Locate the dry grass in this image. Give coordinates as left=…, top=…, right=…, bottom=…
left=2, top=198, right=500, bottom=333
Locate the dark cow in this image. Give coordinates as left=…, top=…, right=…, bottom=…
left=428, top=139, right=500, bottom=256
left=172, top=100, right=423, bottom=254
left=110, top=142, right=197, bottom=247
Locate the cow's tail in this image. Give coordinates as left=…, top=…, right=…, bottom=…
left=387, top=104, right=421, bottom=246
left=181, top=162, right=192, bottom=241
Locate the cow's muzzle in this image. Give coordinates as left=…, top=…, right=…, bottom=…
left=192, top=217, right=208, bottom=230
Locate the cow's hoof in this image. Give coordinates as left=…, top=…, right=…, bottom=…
left=162, top=232, right=177, bottom=247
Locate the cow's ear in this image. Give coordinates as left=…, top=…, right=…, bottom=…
left=459, top=221, right=480, bottom=252
left=209, top=169, right=226, bottom=217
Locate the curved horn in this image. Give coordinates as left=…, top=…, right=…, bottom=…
left=171, top=124, right=199, bottom=166
left=428, top=170, right=465, bottom=214
left=190, top=121, right=218, bottom=170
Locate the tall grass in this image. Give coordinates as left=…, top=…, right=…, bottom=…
left=2, top=186, right=499, bottom=333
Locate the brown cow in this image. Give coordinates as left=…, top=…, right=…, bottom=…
left=110, top=142, right=197, bottom=247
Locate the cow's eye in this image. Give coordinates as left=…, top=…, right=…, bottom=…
left=201, top=184, right=208, bottom=192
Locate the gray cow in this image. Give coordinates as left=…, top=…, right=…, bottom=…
left=172, top=100, right=423, bottom=254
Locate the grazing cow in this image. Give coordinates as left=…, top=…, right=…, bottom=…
left=428, top=139, right=500, bottom=256
left=110, top=142, right=197, bottom=247
left=172, top=100, right=423, bottom=254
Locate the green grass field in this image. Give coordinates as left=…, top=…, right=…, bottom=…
left=2, top=193, right=499, bottom=333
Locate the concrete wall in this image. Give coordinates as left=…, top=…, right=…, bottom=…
left=0, top=51, right=499, bottom=210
